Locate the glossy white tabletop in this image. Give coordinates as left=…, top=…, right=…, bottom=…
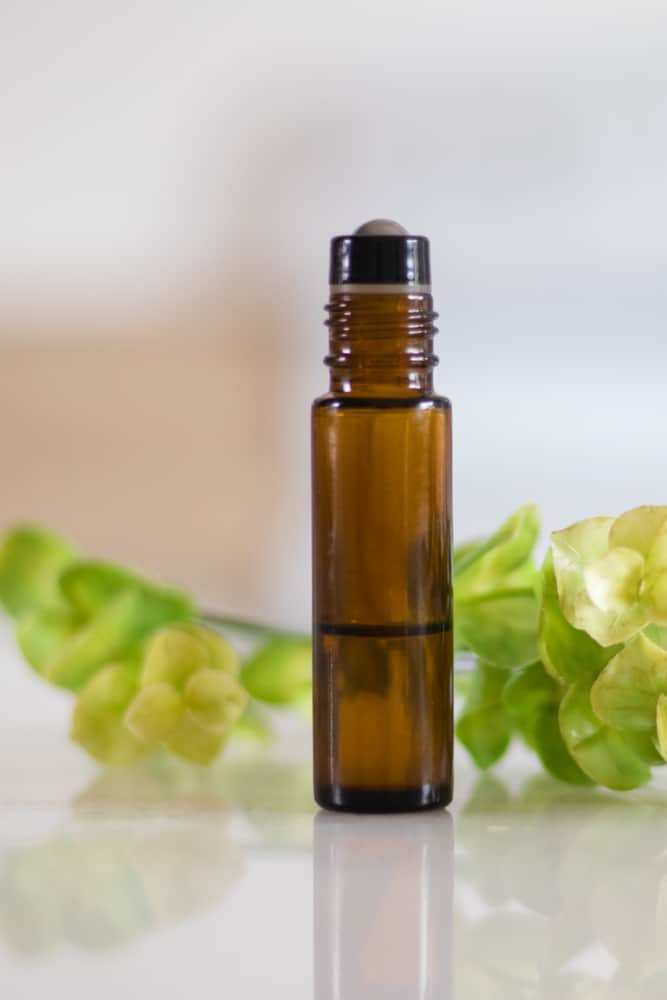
left=2, top=639, right=667, bottom=997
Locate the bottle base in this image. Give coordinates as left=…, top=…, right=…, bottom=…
left=314, top=782, right=452, bottom=814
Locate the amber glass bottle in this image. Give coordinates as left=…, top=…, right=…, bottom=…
left=312, top=220, right=453, bottom=812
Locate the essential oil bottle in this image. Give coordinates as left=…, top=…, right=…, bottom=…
left=312, top=219, right=453, bottom=812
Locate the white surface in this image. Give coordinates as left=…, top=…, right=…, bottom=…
left=2, top=633, right=666, bottom=998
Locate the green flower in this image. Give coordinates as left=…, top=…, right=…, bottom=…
left=71, top=663, right=148, bottom=766
left=551, top=506, right=667, bottom=647
left=537, top=548, right=662, bottom=790
left=124, top=625, right=247, bottom=765
left=538, top=550, right=621, bottom=687
left=591, top=633, right=667, bottom=733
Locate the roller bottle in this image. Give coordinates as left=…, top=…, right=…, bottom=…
left=312, top=219, right=453, bottom=812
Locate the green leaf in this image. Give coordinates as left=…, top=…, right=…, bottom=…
left=60, top=560, right=194, bottom=628
left=456, top=589, right=539, bottom=669
left=456, top=661, right=512, bottom=769
left=59, top=562, right=140, bottom=614
left=184, top=669, right=247, bottom=732
left=453, top=507, right=541, bottom=670
left=241, top=638, right=312, bottom=706
left=624, top=729, right=665, bottom=766
left=124, top=682, right=184, bottom=743
left=559, top=683, right=651, bottom=790
left=453, top=504, right=540, bottom=598
left=45, top=576, right=198, bottom=693
left=538, top=551, right=620, bottom=684
left=454, top=670, right=474, bottom=697
left=71, top=665, right=149, bottom=765
left=502, top=661, right=593, bottom=785
left=0, top=525, right=77, bottom=617
left=590, top=633, right=667, bottom=732
left=453, top=538, right=485, bottom=575
left=524, top=705, right=594, bottom=786
left=502, top=661, right=558, bottom=726
left=45, top=590, right=148, bottom=691
left=16, top=608, right=81, bottom=675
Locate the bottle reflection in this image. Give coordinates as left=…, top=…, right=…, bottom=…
left=314, top=812, right=453, bottom=1000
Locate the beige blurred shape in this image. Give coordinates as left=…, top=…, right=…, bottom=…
left=0, top=290, right=304, bottom=624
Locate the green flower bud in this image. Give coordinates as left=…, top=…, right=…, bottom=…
left=71, top=664, right=149, bottom=766
left=125, top=683, right=184, bottom=743
left=126, top=625, right=246, bottom=764
left=241, top=638, right=312, bottom=706
left=164, top=711, right=226, bottom=766
left=185, top=669, right=246, bottom=733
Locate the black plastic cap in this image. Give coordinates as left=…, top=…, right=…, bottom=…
left=330, top=226, right=430, bottom=286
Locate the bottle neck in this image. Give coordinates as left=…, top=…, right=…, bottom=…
left=324, top=290, right=438, bottom=396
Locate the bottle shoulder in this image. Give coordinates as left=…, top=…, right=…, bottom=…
left=312, top=392, right=451, bottom=412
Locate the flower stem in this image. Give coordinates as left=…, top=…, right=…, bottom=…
left=199, top=610, right=309, bottom=641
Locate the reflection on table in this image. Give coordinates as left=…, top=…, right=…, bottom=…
left=314, top=811, right=453, bottom=1000
left=3, top=742, right=667, bottom=998
left=455, top=773, right=667, bottom=997
left=0, top=749, right=314, bottom=956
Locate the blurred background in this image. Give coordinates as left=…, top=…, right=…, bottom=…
left=1, top=0, right=666, bottom=646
